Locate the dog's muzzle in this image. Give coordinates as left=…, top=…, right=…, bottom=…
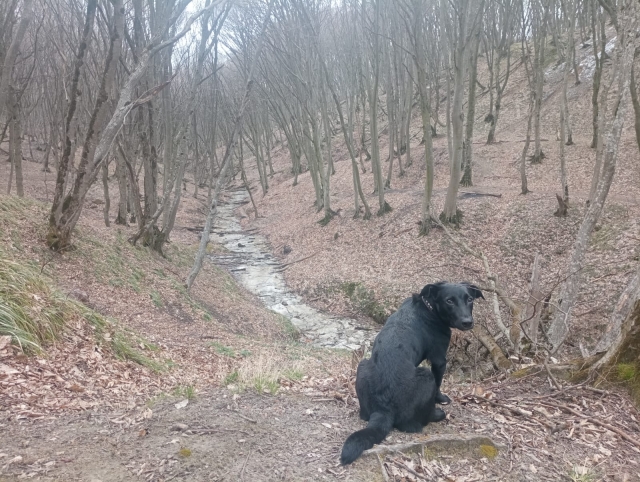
left=460, top=320, right=474, bottom=330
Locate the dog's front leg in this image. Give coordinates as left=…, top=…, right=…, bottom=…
left=431, top=362, right=451, bottom=405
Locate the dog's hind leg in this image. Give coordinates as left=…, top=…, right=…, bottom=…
left=395, top=419, right=424, bottom=433
left=414, top=367, right=445, bottom=425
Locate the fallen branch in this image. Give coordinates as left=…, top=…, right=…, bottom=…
left=378, top=455, right=390, bottom=482
left=544, top=360, right=563, bottom=390
left=232, top=410, right=257, bottom=424
left=459, top=191, right=503, bottom=198
left=540, top=401, right=640, bottom=449
left=473, top=324, right=514, bottom=370
left=362, top=434, right=501, bottom=458
left=274, top=252, right=318, bottom=272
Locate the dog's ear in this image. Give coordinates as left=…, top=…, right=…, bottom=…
left=462, top=283, right=484, bottom=300
left=420, top=283, right=444, bottom=300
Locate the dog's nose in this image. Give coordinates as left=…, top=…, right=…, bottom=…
left=461, top=320, right=473, bottom=329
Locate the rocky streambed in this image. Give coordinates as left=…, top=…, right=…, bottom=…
left=209, top=189, right=375, bottom=350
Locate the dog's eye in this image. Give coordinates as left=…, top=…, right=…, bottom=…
left=446, top=299, right=454, bottom=305
left=467, top=298, right=473, bottom=304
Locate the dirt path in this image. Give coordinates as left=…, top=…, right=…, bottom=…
left=3, top=375, right=639, bottom=482
left=0, top=390, right=384, bottom=482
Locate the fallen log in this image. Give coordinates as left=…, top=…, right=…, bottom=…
left=362, top=434, right=502, bottom=458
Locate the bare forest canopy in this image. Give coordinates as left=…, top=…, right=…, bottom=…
left=1, top=0, right=640, bottom=382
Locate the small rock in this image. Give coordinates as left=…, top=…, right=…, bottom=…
left=170, top=423, right=189, bottom=432
left=70, top=289, right=89, bottom=303
left=238, top=243, right=246, bottom=248
left=283, top=245, right=292, bottom=255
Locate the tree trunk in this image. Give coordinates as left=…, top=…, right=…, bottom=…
left=47, top=0, right=98, bottom=249
left=102, top=161, right=110, bottom=227
left=0, top=0, right=33, bottom=123
left=460, top=32, right=480, bottom=187
left=548, top=6, right=637, bottom=352
left=8, top=93, right=23, bottom=197
left=441, top=0, right=468, bottom=224
left=320, top=82, right=334, bottom=224
left=412, top=0, right=435, bottom=235
left=115, top=145, right=128, bottom=225
left=590, top=0, right=605, bottom=148
left=522, top=253, right=542, bottom=347
left=385, top=48, right=396, bottom=189
left=370, top=0, right=390, bottom=215
left=630, top=61, right=640, bottom=155
left=531, top=3, right=547, bottom=164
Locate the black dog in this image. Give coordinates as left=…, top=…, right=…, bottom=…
left=340, top=282, right=484, bottom=465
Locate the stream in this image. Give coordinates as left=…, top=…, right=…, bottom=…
left=208, top=189, right=375, bottom=351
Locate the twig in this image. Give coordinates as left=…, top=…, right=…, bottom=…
left=544, top=360, right=563, bottom=390
left=239, top=453, right=250, bottom=481
left=378, top=454, right=390, bottom=482
left=540, top=401, right=640, bottom=449
left=274, top=252, right=318, bottom=272
left=525, top=381, right=587, bottom=400
left=233, top=410, right=257, bottom=424
left=389, top=456, right=428, bottom=481
left=459, top=190, right=503, bottom=198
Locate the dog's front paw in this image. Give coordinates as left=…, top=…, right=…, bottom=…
left=435, top=392, right=451, bottom=405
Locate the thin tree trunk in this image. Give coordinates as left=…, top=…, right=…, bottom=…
left=461, top=32, right=480, bottom=187
left=630, top=61, right=640, bottom=154
left=590, top=0, right=605, bottom=148
left=102, top=161, right=110, bottom=227
left=590, top=264, right=640, bottom=373
left=522, top=253, right=542, bottom=347
left=0, top=0, right=33, bottom=122
left=442, top=0, right=468, bottom=224
left=9, top=94, right=24, bottom=197
left=320, top=82, right=334, bottom=224
left=115, top=145, right=128, bottom=225
left=548, top=8, right=637, bottom=352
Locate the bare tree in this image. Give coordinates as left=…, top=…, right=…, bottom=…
left=548, top=0, right=637, bottom=352
left=0, top=0, right=33, bottom=123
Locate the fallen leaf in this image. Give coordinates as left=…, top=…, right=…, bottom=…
left=0, top=336, right=11, bottom=350
left=494, top=413, right=507, bottom=424
left=175, top=399, right=189, bottom=410
left=598, top=445, right=612, bottom=457
left=0, top=363, right=19, bottom=375
left=530, top=464, right=537, bottom=474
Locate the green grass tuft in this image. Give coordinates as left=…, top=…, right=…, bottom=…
left=150, top=290, right=163, bottom=308
left=210, top=341, right=235, bottom=357
left=617, top=363, right=637, bottom=381
left=338, top=281, right=389, bottom=324
left=173, top=384, right=196, bottom=400
left=223, top=370, right=239, bottom=385
left=0, top=249, right=71, bottom=352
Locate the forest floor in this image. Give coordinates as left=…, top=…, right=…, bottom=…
left=2, top=31, right=640, bottom=481
left=2, top=155, right=640, bottom=481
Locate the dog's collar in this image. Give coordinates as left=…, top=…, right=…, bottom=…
left=421, top=296, right=433, bottom=311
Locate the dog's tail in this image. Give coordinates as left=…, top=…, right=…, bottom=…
left=340, top=411, right=393, bottom=465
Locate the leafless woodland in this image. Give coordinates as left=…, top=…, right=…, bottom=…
left=2, top=0, right=640, bottom=477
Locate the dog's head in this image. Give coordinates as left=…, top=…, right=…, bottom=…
left=419, top=282, right=484, bottom=331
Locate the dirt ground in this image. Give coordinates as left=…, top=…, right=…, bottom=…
left=2, top=375, right=640, bottom=481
